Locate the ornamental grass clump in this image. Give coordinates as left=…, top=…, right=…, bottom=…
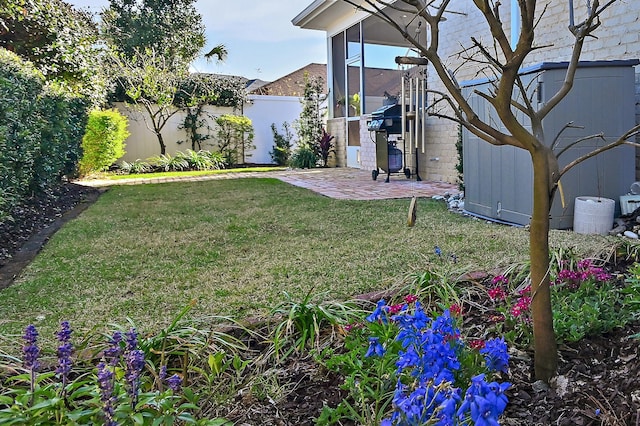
left=319, top=296, right=511, bottom=425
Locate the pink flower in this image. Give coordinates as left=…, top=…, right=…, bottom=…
left=449, top=303, right=463, bottom=317
left=511, top=296, right=531, bottom=317
left=388, top=304, right=404, bottom=315
left=404, top=294, right=418, bottom=304
left=492, top=275, right=509, bottom=286
left=469, top=339, right=486, bottom=350
left=488, top=287, right=507, bottom=301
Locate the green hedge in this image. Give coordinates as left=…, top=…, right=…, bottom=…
left=0, top=48, right=89, bottom=220
left=79, top=109, right=129, bottom=175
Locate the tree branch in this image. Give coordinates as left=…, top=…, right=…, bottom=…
left=558, top=125, right=640, bottom=179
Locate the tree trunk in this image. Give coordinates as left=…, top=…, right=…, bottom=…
left=529, top=147, right=558, bottom=382
left=157, top=131, right=166, bottom=155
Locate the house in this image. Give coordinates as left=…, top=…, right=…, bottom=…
left=293, top=1, right=640, bottom=179
left=250, top=63, right=327, bottom=96
left=293, top=1, right=640, bottom=227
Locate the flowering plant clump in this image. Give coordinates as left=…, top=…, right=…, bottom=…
left=319, top=296, right=511, bottom=425
left=0, top=322, right=210, bottom=424
left=488, top=258, right=630, bottom=346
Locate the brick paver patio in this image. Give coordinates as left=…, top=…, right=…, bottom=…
left=79, top=167, right=459, bottom=201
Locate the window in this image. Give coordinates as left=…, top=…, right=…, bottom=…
left=331, top=32, right=346, bottom=118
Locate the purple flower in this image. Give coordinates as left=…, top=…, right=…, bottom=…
left=125, top=349, right=145, bottom=406
left=166, top=374, right=182, bottom=392
left=97, top=362, right=117, bottom=426
left=22, top=325, right=40, bottom=372
left=125, top=328, right=138, bottom=352
left=56, top=321, right=73, bottom=383
left=104, top=331, right=123, bottom=366
left=365, top=337, right=385, bottom=357
left=159, top=365, right=168, bottom=381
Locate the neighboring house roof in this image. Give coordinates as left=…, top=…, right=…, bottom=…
left=250, top=63, right=328, bottom=96
left=245, top=78, right=270, bottom=93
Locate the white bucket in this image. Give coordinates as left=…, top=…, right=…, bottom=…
left=573, top=196, right=615, bottom=235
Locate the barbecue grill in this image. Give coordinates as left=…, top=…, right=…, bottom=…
left=367, top=103, right=412, bottom=182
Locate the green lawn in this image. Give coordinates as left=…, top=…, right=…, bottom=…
left=0, top=177, right=617, bottom=350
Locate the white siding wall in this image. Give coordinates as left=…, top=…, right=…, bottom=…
left=245, top=95, right=303, bottom=164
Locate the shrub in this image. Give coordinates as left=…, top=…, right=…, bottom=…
left=0, top=48, right=89, bottom=220
left=79, top=109, right=129, bottom=175
left=316, top=128, right=335, bottom=167
left=290, top=145, right=318, bottom=169
left=214, top=114, right=254, bottom=166
left=269, top=122, right=294, bottom=166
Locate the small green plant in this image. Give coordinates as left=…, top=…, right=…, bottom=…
left=79, top=108, right=129, bottom=175
left=269, top=122, right=294, bottom=166
left=119, top=159, right=152, bottom=174
left=407, top=246, right=465, bottom=310
left=269, top=289, right=362, bottom=361
left=214, top=114, right=255, bottom=166
left=488, top=258, right=631, bottom=346
left=622, top=262, right=640, bottom=318
left=178, top=149, right=225, bottom=171
left=148, top=153, right=190, bottom=172
left=290, top=145, right=318, bottom=169
left=0, top=321, right=226, bottom=425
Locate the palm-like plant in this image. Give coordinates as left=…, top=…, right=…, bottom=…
left=204, top=44, right=227, bottom=63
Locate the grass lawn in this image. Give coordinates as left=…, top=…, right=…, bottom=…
left=0, top=177, right=618, bottom=350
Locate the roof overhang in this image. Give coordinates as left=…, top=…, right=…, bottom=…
left=292, top=0, right=356, bottom=31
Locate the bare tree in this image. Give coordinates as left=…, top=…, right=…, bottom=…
left=342, top=0, right=640, bottom=383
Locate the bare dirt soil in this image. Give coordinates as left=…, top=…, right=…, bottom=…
left=1, top=182, right=638, bottom=425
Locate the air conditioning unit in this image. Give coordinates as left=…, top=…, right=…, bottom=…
left=620, top=195, right=640, bottom=215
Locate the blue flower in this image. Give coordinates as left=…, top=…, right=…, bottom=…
left=366, top=299, right=388, bottom=324
left=480, top=337, right=509, bottom=373
left=365, top=337, right=385, bottom=357
left=434, top=246, right=442, bottom=257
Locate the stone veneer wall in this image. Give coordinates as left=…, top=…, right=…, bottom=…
left=413, top=1, right=640, bottom=184
left=327, top=118, right=346, bottom=168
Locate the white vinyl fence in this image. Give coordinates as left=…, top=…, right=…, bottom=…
left=115, top=94, right=303, bottom=165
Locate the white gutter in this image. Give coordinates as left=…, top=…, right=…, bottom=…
left=292, top=0, right=337, bottom=29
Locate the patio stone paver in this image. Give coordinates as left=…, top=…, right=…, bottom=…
left=78, top=168, right=459, bottom=201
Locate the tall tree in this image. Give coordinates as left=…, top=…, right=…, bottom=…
left=343, top=0, right=640, bottom=383
left=0, top=0, right=105, bottom=105
left=102, top=0, right=206, bottom=154
left=101, top=0, right=204, bottom=69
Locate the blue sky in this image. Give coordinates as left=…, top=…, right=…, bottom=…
left=67, top=0, right=327, bottom=82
